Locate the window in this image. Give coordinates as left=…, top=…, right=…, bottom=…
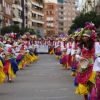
left=50, top=17, right=53, bottom=21
left=61, top=11, right=63, bottom=14
left=68, top=18, right=71, bottom=20
left=59, top=28, right=63, bottom=31
left=59, top=22, right=63, bottom=25
left=64, top=7, right=66, bottom=9
left=72, top=2, right=76, bottom=5
left=73, top=13, right=76, bottom=15
left=64, top=23, right=66, bottom=26
left=68, top=24, right=71, bottom=27
left=68, top=2, right=71, bottom=4
left=51, top=23, right=54, bottom=27
left=64, top=12, right=66, bottom=15
left=72, top=18, right=75, bottom=20
left=68, top=13, right=70, bottom=16
left=64, top=17, right=67, bottom=20
left=32, top=13, right=36, bottom=17
left=64, top=28, right=66, bottom=30
left=47, top=31, right=50, bottom=34
left=47, top=17, right=50, bottom=21
left=68, top=8, right=70, bottom=11
left=73, top=8, right=75, bottom=10
left=59, top=17, right=63, bottom=20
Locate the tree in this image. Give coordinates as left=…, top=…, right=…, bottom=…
left=68, top=11, right=100, bottom=34
left=1, top=25, right=20, bottom=35
left=1, top=25, right=36, bottom=36
left=28, top=29, right=36, bottom=35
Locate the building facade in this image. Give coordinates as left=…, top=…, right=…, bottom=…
left=0, top=0, right=22, bottom=28
left=25, top=0, right=44, bottom=37
left=80, top=0, right=100, bottom=14
left=12, top=0, right=22, bottom=27
left=44, top=2, right=58, bottom=37
left=57, top=0, right=78, bottom=34
left=0, top=0, right=13, bottom=28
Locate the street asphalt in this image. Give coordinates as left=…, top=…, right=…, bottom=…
left=0, top=54, right=82, bottom=100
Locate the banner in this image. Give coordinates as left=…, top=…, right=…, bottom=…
left=37, top=45, right=49, bottom=53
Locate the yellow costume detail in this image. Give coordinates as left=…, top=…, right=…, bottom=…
left=0, top=60, right=6, bottom=84
left=8, top=63, right=16, bottom=78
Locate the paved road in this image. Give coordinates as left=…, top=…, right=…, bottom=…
left=0, top=54, right=82, bottom=100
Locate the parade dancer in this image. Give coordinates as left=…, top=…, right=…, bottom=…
left=4, top=38, right=18, bottom=82
left=60, top=48, right=67, bottom=68
left=75, top=23, right=96, bottom=100
left=15, top=39, right=25, bottom=70
left=0, top=42, right=6, bottom=84
left=66, top=36, right=74, bottom=70
left=90, top=35, right=100, bottom=100
left=55, top=45, right=62, bottom=59
left=49, top=40, right=55, bottom=54
left=71, top=31, right=81, bottom=76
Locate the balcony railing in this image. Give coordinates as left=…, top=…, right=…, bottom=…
left=31, top=17, right=44, bottom=22
left=32, top=0, right=44, bottom=6
left=12, top=17, right=22, bottom=23
left=31, top=8, right=43, bottom=14
left=30, top=26, right=44, bottom=30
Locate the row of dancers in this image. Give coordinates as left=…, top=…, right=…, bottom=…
left=0, top=33, right=39, bottom=83
left=53, top=22, right=100, bottom=100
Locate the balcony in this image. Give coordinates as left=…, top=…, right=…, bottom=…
left=12, top=4, right=22, bottom=11
left=31, top=0, right=43, bottom=8
left=31, top=18, right=44, bottom=24
left=31, top=17, right=44, bottom=22
left=30, top=26, right=43, bottom=30
left=59, top=25, right=64, bottom=28
left=12, top=18, right=22, bottom=23
left=31, top=8, right=43, bottom=15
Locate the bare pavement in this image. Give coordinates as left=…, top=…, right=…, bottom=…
left=0, top=54, right=82, bottom=100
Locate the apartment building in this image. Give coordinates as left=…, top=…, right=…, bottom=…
left=12, top=0, right=22, bottom=27
left=80, top=0, right=100, bottom=14
left=25, top=0, right=44, bottom=37
left=0, top=0, right=13, bottom=28
left=58, top=0, right=78, bottom=34
left=44, top=2, right=58, bottom=37
left=0, top=0, right=22, bottom=28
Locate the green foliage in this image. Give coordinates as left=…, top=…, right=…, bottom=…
left=28, top=29, right=36, bottom=35
left=68, top=11, right=100, bottom=35
left=1, top=25, right=36, bottom=36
